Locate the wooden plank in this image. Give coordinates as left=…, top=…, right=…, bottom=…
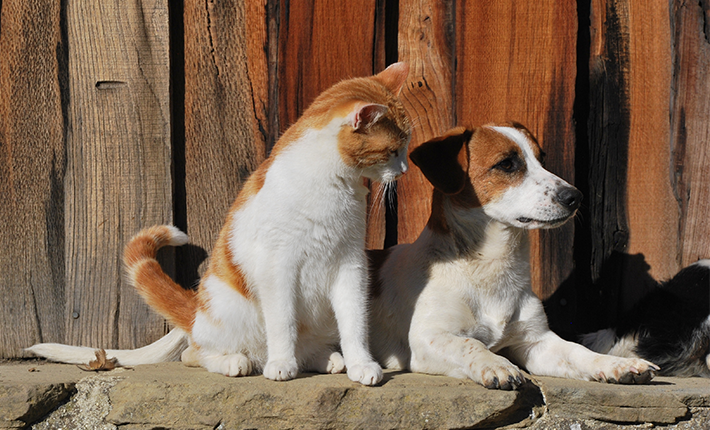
left=277, top=0, right=378, bottom=129
left=669, top=0, right=710, bottom=268
left=63, top=0, right=172, bottom=349
left=181, top=0, right=267, bottom=283
left=395, top=0, right=455, bottom=245
left=276, top=0, right=383, bottom=246
left=624, top=0, right=679, bottom=295
left=0, top=0, right=66, bottom=357
left=455, top=1, right=578, bottom=299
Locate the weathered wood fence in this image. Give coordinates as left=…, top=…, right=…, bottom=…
left=1, top=0, right=708, bottom=358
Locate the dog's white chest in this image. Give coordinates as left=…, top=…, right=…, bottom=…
left=464, top=289, right=520, bottom=349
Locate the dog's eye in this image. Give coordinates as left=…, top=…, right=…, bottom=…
left=493, top=157, right=518, bottom=173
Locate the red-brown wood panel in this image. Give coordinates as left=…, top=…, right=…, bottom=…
left=624, top=0, right=680, bottom=292
left=278, top=0, right=379, bottom=129
left=277, top=0, right=384, bottom=246
left=395, top=0, right=456, bottom=245
left=455, top=1, right=578, bottom=299
left=669, top=0, right=710, bottom=268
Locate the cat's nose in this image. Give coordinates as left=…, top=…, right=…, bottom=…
left=399, top=161, right=408, bottom=175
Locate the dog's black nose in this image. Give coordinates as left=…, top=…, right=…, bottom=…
left=554, top=187, right=583, bottom=210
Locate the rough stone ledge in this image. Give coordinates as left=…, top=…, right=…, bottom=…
left=1, top=361, right=708, bottom=429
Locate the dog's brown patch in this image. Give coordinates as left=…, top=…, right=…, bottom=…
left=465, top=126, right=527, bottom=206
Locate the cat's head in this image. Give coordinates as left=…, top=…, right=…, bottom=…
left=305, top=63, right=412, bottom=184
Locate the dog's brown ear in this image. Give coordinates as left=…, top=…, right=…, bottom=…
left=410, top=127, right=473, bottom=194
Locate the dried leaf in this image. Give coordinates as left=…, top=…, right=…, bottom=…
left=77, top=349, right=118, bottom=371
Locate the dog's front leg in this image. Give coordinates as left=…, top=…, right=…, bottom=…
left=410, top=331, right=526, bottom=390
left=512, top=331, right=658, bottom=383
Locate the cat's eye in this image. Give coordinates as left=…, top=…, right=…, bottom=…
left=493, top=156, right=519, bottom=173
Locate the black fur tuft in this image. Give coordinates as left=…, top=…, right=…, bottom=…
left=614, top=261, right=710, bottom=377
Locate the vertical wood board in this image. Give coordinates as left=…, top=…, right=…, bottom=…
left=63, top=0, right=172, bottom=349
left=181, top=0, right=266, bottom=283
left=395, top=0, right=455, bottom=245
left=278, top=0, right=379, bottom=130
left=455, top=0, right=578, bottom=299
left=624, top=0, right=679, bottom=291
left=0, top=0, right=66, bottom=357
left=670, top=0, right=710, bottom=268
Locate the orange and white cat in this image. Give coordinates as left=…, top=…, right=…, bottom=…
left=27, top=63, right=411, bottom=386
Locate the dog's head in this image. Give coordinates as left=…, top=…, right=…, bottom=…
left=410, top=123, right=582, bottom=229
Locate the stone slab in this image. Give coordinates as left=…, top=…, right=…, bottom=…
left=535, top=375, right=710, bottom=424
left=1, top=361, right=709, bottom=429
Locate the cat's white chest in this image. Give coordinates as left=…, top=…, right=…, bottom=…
left=230, top=125, right=368, bottom=294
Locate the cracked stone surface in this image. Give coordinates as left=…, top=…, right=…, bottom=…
left=1, top=361, right=709, bottom=429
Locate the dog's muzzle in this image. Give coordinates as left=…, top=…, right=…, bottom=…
left=554, top=186, right=583, bottom=212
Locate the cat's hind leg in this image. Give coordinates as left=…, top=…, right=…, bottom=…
left=198, top=350, right=253, bottom=377
left=325, top=351, right=346, bottom=374
left=302, top=350, right=346, bottom=374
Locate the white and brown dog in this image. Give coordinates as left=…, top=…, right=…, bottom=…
left=367, top=124, right=659, bottom=389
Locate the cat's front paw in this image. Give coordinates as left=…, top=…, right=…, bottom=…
left=263, top=359, right=299, bottom=381
left=326, top=351, right=345, bottom=374
left=346, top=361, right=383, bottom=386
left=596, top=357, right=659, bottom=384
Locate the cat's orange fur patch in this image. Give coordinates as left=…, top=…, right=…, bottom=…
left=133, top=259, right=197, bottom=331
left=203, top=231, right=252, bottom=301
left=124, top=226, right=197, bottom=332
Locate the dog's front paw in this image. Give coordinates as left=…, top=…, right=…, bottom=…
left=263, top=359, right=299, bottom=381
left=597, top=357, right=659, bottom=384
left=470, top=355, right=526, bottom=390
left=346, top=361, right=383, bottom=386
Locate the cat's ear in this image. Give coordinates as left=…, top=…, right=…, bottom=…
left=375, top=62, right=409, bottom=96
left=410, top=127, right=473, bottom=194
left=350, top=103, right=389, bottom=131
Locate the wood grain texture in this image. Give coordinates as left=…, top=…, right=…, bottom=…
left=455, top=1, right=578, bottom=299
left=276, top=0, right=384, bottom=246
left=181, top=0, right=266, bottom=282
left=670, top=0, right=710, bottom=268
left=395, top=0, right=455, bottom=245
left=277, top=0, right=379, bottom=129
left=624, top=0, right=679, bottom=290
left=63, top=0, right=172, bottom=349
left=579, top=0, right=635, bottom=329
left=0, top=0, right=66, bottom=357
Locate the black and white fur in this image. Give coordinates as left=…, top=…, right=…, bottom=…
left=582, top=260, right=710, bottom=377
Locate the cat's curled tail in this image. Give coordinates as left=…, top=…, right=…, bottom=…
left=124, top=225, right=196, bottom=332
left=26, top=225, right=192, bottom=366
